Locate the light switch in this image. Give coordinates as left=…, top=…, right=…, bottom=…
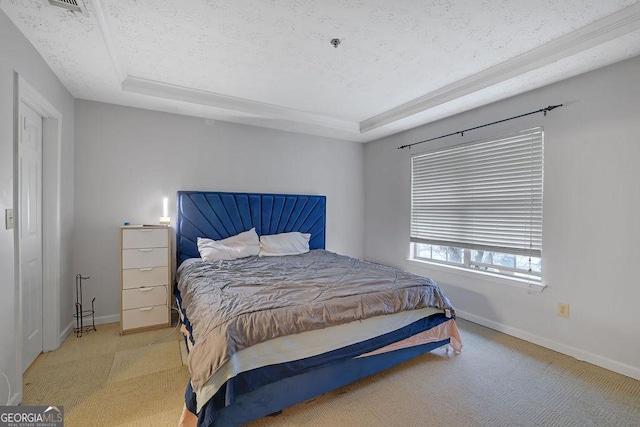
left=5, top=208, right=14, bottom=230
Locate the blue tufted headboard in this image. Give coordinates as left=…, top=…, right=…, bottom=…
left=176, top=191, right=326, bottom=266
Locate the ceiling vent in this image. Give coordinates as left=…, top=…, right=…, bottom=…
left=46, top=0, right=87, bottom=15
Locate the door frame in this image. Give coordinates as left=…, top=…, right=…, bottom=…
left=14, top=74, right=62, bottom=378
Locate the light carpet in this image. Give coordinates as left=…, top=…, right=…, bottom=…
left=23, top=322, right=189, bottom=427
left=22, top=320, right=640, bottom=427
left=107, top=341, right=182, bottom=383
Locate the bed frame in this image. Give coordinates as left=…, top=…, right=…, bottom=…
left=175, top=191, right=451, bottom=427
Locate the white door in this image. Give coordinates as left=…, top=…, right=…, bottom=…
left=19, top=101, right=43, bottom=373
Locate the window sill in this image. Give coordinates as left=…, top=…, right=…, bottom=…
left=406, top=258, right=546, bottom=293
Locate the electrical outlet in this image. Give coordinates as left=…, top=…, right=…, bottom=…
left=557, top=302, right=570, bottom=318
left=5, top=209, right=13, bottom=230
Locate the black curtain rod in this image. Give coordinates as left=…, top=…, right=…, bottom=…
left=397, top=104, right=563, bottom=150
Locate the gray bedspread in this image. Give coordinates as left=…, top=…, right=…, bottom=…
left=177, top=249, right=455, bottom=389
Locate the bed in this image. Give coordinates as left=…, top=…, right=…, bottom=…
left=175, top=191, right=462, bottom=427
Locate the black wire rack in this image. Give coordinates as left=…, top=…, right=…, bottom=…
left=73, top=274, right=96, bottom=337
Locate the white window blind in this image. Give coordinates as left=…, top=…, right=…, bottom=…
left=411, top=128, right=543, bottom=257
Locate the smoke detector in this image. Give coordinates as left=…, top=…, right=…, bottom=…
left=45, top=0, right=88, bottom=16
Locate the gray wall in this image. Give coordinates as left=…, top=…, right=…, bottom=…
left=73, top=100, right=364, bottom=322
left=363, top=55, right=640, bottom=380
left=0, top=9, right=75, bottom=404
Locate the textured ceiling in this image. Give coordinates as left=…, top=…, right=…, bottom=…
left=3, top=0, right=640, bottom=142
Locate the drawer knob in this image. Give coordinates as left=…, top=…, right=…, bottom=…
left=138, top=248, right=153, bottom=252
left=138, top=268, right=153, bottom=272
left=138, top=287, right=154, bottom=292
left=139, top=307, right=154, bottom=312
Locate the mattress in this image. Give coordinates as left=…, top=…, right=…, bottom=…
left=176, top=250, right=461, bottom=414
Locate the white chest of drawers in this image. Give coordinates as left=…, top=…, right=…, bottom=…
left=120, top=226, right=171, bottom=334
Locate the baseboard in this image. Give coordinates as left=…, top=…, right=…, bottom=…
left=60, top=320, right=73, bottom=345
left=58, top=314, right=119, bottom=345
left=8, top=390, right=22, bottom=406
left=94, top=313, right=119, bottom=325
left=456, top=310, right=640, bottom=381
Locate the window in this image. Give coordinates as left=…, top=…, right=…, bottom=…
left=410, top=128, right=543, bottom=280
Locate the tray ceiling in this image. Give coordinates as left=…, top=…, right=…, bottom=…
left=3, top=0, right=640, bottom=142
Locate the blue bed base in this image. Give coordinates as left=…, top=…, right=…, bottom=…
left=204, top=339, right=449, bottom=427
left=175, top=191, right=452, bottom=427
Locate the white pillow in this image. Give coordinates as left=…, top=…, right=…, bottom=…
left=197, top=228, right=260, bottom=261
left=259, top=232, right=311, bottom=257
